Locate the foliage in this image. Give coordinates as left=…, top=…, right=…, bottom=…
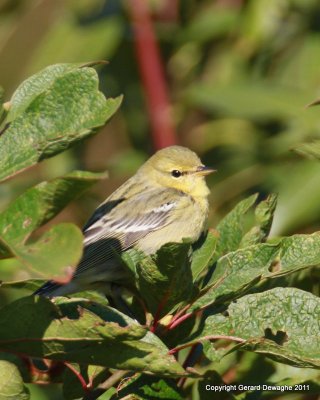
left=1, top=0, right=320, bottom=398
left=0, top=63, right=319, bottom=399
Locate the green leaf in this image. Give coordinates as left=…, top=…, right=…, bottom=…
left=191, top=244, right=279, bottom=311
left=255, top=194, right=278, bottom=232
left=191, top=231, right=218, bottom=282
left=124, top=242, right=195, bottom=317
left=0, top=279, right=46, bottom=292
left=0, top=171, right=105, bottom=276
left=0, top=353, right=30, bottom=383
left=0, top=63, right=122, bottom=181
left=191, top=231, right=320, bottom=312
left=97, top=388, right=117, bottom=400
left=1, top=219, right=83, bottom=279
left=113, top=374, right=184, bottom=400
left=215, top=194, right=258, bottom=258
left=267, top=232, right=320, bottom=277
left=0, top=296, right=185, bottom=376
left=0, top=360, right=29, bottom=400
left=203, top=288, right=320, bottom=368
left=11, top=223, right=83, bottom=278
left=196, top=195, right=260, bottom=292
left=0, top=170, right=105, bottom=247
left=294, top=141, right=320, bottom=160
left=202, top=340, right=227, bottom=363
left=63, top=363, right=108, bottom=400
left=6, top=63, right=84, bottom=122
left=240, top=194, right=277, bottom=246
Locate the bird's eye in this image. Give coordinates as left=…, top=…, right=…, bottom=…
left=171, top=170, right=182, bottom=178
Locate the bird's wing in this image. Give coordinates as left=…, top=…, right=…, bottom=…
left=74, top=188, right=181, bottom=277
left=82, top=198, right=125, bottom=232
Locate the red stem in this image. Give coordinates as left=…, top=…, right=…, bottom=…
left=166, top=303, right=192, bottom=328
left=167, top=311, right=194, bottom=330
left=167, top=273, right=230, bottom=330
left=127, top=0, right=177, bottom=149
left=64, top=362, right=89, bottom=392
left=150, top=291, right=171, bottom=332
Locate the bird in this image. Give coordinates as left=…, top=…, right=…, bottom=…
left=34, top=145, right=215, bottom=298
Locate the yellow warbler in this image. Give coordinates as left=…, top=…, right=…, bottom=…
left=35, top=146, right=215, bottom=297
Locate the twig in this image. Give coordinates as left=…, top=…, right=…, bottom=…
left=150, top=291, right=171, bottom=332
left=81, top=370, right=129, bottom=400
left=167, top=272, right=229, bottom=331
left=64, top=362, right=89, bottom=392
left=97, top=369, right=129, bottom=391
left=167, top=303, right=192, bottom=327
left=167, top=311, right=195, bottom=330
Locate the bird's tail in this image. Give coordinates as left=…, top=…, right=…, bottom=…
left=34, top=280, right=78, bottom=297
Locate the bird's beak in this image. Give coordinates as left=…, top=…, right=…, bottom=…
left=195, top=166, right=217, bottom=176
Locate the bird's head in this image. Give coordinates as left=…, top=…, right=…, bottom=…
left=139, top=146, right=216, bottom=197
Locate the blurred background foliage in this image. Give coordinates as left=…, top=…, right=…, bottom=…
left=1, top=0, right=320, bottom=398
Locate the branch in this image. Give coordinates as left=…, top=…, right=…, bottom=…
left=126, top=0, right=177, bottom=149
left=97, top=369, right=129, bottom=391
left=82, top=370, right=129, bottom=400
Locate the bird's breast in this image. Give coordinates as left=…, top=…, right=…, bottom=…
left=136, top=195, right=209, bottom=254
